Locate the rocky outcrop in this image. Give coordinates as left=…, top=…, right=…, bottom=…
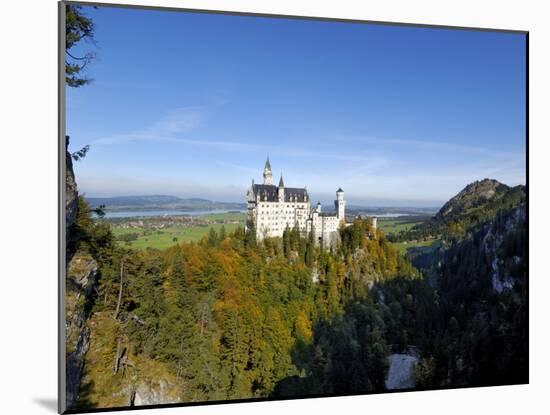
left=131, top=380, right=180, bottom=406
left=482, top=204, right=527, bottom=294
left=385, top=353, right=418, bottom=390
left=64, top=135, right=96, bottom=409
left=66, top=136, right=78, bottom=237
left=66, top=252, right=98, bottom=409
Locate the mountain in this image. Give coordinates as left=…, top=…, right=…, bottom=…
left=85, top=195, right=246, bottom=212
left=431, top=179, right=523, bottom=231
left=398, top=178, right=528, bottom=386
left=435, top=179, right=513, bottom=221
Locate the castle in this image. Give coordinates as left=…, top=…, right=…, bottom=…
left=246, top=157, right=346, bottom=245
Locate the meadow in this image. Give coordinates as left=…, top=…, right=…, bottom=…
left=393, top=239, right=441, bottom=256
left=111, top=212, right=246, bottom=250
left=375, top=216, right=440, bottom=257
left=376, top=217, right=427, bottom=234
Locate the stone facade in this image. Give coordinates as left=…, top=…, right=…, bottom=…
left=247, top=158, right=346, bottom=244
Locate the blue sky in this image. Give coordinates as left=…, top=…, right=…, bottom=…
left=67, top=5, right=526, bottom=207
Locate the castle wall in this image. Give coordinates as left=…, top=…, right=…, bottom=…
left=252, top=200, right=309, bottom=240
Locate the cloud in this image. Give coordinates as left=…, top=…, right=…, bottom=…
left=92, top=106, right=205, bottom=145
left=151, top=107, right=204, bottom=134
left=336, top=133, right=518, bottom=157
left=90, top=107, right=390, bottom=167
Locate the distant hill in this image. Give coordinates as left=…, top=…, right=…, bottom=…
left=434, top=179, right=525, bottom=227
left=85, top=195, right=246, bottom=212
left=386, top=179, right=526, bottom=243
left=436, top=179, right=508, bottom=221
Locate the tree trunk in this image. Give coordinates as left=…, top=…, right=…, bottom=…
left=113, top=337, right=121, bottom=374
left=114, top=260, right=124, bottom=320
left=103, top=284, right=108, bottom=305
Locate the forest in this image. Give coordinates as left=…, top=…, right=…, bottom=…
left=67, top=187, right=527, bottom=408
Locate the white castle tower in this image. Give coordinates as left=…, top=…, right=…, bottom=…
left=335, top=188, right=345, bottom=222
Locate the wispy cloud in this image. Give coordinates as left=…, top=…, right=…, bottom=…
left=151, top=107, right=204, bottom=134
left=335, top=134, right=515, bottom=157
left=90, top=107, right=390, bottom=167
left=92, top=106, right=205, bottom=145
left=374, top=136, right=492, bottom=155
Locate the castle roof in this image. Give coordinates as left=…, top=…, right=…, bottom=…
left=337, top=187, right=344, bottom=193
left=264, top=156, right=271, bottom=171
left=278, top=175, right=285, bottom=187
left=252, top=184, right=308, bottom=203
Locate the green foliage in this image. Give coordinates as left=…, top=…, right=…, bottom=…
left=117, top=232, right=139, bottom=242
left=69, top=196, right=114, bottom=260
left=414, top=357, right=436, bottom=388
left=66, top=4, right=96, bottom=87
left=71, top=144, right=90, bottom=161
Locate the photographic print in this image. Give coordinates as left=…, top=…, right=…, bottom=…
left=61, top=2, right=528, bottom=412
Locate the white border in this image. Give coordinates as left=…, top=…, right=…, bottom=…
left=1, top=1, right=546, bottom=415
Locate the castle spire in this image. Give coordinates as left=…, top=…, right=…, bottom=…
left=263, top=155, right=273, bottom=185
left=278, top=173, right=285, bottom=202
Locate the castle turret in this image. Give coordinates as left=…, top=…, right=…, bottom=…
left=278, top=175, right=285, bottom=202
left=335, top=188, right=345, bottom=222
left=247, top=178, right=255, bottom=202
left=263, top=156, right=272, bottom=185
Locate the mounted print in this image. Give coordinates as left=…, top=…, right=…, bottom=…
left=59, top=1, right=528, bottom=413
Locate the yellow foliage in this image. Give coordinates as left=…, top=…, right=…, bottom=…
left=294, top=310, right=313, bottom=343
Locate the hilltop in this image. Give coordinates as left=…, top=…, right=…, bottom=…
left=387, top=179, right=525, bottom=243
left=435, top=179, right=524, bottom=223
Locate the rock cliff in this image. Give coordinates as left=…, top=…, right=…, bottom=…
left=65, top=137, right=78, bottom=238
left=65, top=137, right=98, bottom=409
left=66, top=251, right=98, bottom=408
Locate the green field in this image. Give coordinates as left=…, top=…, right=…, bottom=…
left=112, top=212, right=246, bottom=250
left=377, top=218, right=425, bottom=234
left=393, top=238, right=441, bottom=256
left=197, top=212, right=246, bottom=221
